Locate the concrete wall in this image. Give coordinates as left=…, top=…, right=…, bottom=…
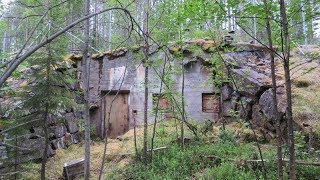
left=85, top=49, right=219, bottom=137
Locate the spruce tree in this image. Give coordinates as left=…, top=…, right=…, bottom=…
left=20, top=41, right=76, bottom=179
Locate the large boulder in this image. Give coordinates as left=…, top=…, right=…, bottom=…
left=71, top=133, right=80, bottom=144
left=30, top=127, right=44, bottom=137
left=51, top=132, right=79, bottom=150
left=65, top=113, right=79, bottom=134
left=20, top=138, right=55, bottom=161
left=252, top=104, right=275, bottom=131
left=63, top=132, right=80, bottom=147
left=231, top=68, right=271, bottom=97
left=221, top=92, right=239, bottom=117
left=259, top=87, right=287, bottom=122
left=52, top=124, right=67, bottom=138
left=222, top=53, right=244, bottom=69
left=51, top=137, right=66, bottom=150
left=47, top=114, right=58, bottom=125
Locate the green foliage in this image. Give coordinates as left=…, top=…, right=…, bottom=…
left=108, top=141, right=256, bottom=180
left=206, top=53, right=229, bottom=87
left=296, top=164, right=320, bottom=180
left=295, top=80, right=311, bottom=88
left=305, top=52, right=320, bottom=60
left=294, top=131, right=309, bottom=159
left=197, top=162, right=259, bottom=180
left=218, top=128, right=237, bottom=145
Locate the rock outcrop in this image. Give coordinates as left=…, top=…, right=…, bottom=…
left=0, top=66, right=81, bottom=167
left=218, top=43, right=286, bottom=140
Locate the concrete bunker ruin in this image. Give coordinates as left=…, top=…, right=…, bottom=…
left=72, top=39, right=286, bottom=139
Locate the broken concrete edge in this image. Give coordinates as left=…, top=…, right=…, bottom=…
left=66, top=47, right=130, bottom=62
left=65, top=39, right=275, bottom=63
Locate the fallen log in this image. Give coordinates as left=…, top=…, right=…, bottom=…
left=147, top=146, right=167, bottom=152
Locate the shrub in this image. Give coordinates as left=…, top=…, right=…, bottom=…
left=294, top=80, right=311, bottom=88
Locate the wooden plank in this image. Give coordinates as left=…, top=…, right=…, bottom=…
left=63, top=158, right=84, bottom=180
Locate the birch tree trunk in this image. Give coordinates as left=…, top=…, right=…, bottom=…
left=143, top=0, right=150, bottom=165
left=83, top=0, right=91, bottom=179
left=279, top=0, right=296, bottom=179
left=301, top=1, right=308, bottom=46
left=263, top=0, right=283, bottom=179
left=180, top=64, right=185, bottom=148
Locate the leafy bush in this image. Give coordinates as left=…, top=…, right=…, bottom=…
left=296, top=164, right=320, bottom=180
left=294, top=80, right=311, bottom=88
left=218, top=128, right=237, bottom=145
left=107, top=127, right=320, bottom=180
left=197, top=162, right=260, bottom=180
left=107, top=138, right=256, bottom=179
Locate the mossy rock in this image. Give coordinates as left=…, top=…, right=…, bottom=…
left=201, top=40, right=218, bottom=51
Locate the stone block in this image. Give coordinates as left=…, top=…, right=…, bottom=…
left=65, top=113, right=79, bottom=133
left=51, top=137, right=66, bottom=149
left=53, top=124, right=67, bottom=138
left=259, top=87, right=287, bottom=122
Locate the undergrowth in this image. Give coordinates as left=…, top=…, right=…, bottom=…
left=107, top=128, right=320, bottom=180
left=14, top=121, right=320, bottom=180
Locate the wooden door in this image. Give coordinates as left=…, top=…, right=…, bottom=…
left=104, top=93, right=129, bottom=138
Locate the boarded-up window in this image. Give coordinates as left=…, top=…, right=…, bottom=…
left=153, top=94, right=169, bottom=110
left=153, top=94, right=172, bottom=119
left=202, top=93, right=220, bottom=113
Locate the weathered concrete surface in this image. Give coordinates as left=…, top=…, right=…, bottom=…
left=83, top=46, right=218, bottom=137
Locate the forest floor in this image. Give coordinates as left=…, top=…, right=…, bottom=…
left=21, top=49, right=320, bottom=179
left=22, top=120, right=320, bottom=179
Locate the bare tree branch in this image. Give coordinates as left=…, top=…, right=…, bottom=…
left=0, top=7, right=134, bottom=87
